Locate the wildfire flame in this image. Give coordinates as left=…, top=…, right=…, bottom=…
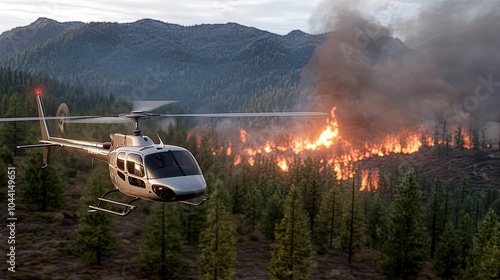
left=205, top=106, right=473, bottom=191
left=229, top=107, right=428, bottom=187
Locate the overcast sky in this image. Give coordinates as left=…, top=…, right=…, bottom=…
left=0, top=0, right=327, bottom=35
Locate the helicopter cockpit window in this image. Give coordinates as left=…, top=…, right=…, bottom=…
left=117, top=152, right=125, bottom=170
left=126, top=153, right=145, bottom=177
left=145, top=150, right=201, bottom=179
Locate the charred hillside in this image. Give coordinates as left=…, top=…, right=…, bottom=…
left=360, top=147, right=500, bottom=193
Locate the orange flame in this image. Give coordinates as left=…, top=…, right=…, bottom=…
left=203, top=105, right=475, bottom=189
left=227, top=107, right=433, bottom=184
left=240, top=128, right=248, bottom=143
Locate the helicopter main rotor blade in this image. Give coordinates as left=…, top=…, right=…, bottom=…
left=0, top=116, right=98, bottom=122
left=131, top=100, right=177, bottom=112
left=159, top=112, right=329, bottom=118
left=68, top=117, right=131, bottom=124
left=65, top=111, right=329, bottom=123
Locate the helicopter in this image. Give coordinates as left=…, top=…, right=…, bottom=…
left=1, top=89, right=327, bottom=216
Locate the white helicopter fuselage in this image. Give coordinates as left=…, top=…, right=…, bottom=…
left=106, top=133, right=206, bottom=202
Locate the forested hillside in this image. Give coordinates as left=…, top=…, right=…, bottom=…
left=1, top=68, right=500, bottom=279
left=0, top=18, right=324, bottom=112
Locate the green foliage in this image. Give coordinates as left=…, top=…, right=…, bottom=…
left=73, top=167, right=116, bottom=265
left=428, top=179, right=448, bottom=259
left=466, top=208, right=500, bottom=279
left=434, top=221, right=461, bottom=279
left=198, top=188, right=236, bottom=280
left=366, top=191, right=389, bottom=251
left=243, top=184, right=263, bottom=232
left=298, top=157, right=324, bottom=234
left=260, top=186, right=285, bottom=241
left=316, top=184, right=343, bottom=248
left=0, top=21, right=319, bottom=115
left=457, top=212, right=475, bottom=271
left=20, top=149, right=64, bottom=211
left=138, top=203, right=189, bottom=279
left=339, top=180, right=365, bottom=256
left=484, top=187, right=500, bottom=215
left=381, top=171, right=429, bottom=279
left=269, top=184, right=312, bottom=280
left=0, top=144, right=14, bottom=165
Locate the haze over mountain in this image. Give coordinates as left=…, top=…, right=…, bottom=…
left=0, top=17, right=324, bottom=112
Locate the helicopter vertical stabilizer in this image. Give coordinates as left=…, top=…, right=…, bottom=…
left=36, top=90, right=52, bottom=168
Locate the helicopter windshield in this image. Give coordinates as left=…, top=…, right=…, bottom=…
left=145, top=150, right=201, bottom=179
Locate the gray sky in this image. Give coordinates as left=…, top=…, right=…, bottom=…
left=0, top=0, right=324, bottom=35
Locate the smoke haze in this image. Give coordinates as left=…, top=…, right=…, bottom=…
left=305, top=0, right=500, bottom=145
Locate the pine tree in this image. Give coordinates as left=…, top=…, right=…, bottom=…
left=73, top=167, right=116, bottom=265
left=243, top=183, right=263, bottom=232
left=381, top=171, right=429, bottom=279
left=316, top=184, right=343, bottom=249
left=434, top=221, right=460, bottom=279
left=457, top=213, right=474, bottom=271
left=471, top=128, right=481, bottom=152
left=466, top=208, right=500, bottom=278
left=366, top=191, right=389, bottom=251
left=454, top=125, right=464, bottom=150
left=20, top=149, right=64, bottom=211
left=429, top=179, right=447, bottom=259
left=299, top=158, right=323, bottom=233
left=139, top=203, right=188, bottom=279
left=198, top=189, right=236, bottom=280
left=261, top=189, right=284, bottom=241
left=339, top=179, right=365, bottom=262
left=269, top=184, right=312, bottom=280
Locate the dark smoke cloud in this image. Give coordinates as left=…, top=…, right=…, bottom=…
left=305, top=0, right=500, bottom=145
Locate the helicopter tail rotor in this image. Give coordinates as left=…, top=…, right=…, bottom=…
left=56, top=103, right=70, bottom=136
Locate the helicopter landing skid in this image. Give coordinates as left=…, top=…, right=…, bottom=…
left=88, top=189, right=140, bottom=216
left=178, top=195, right=210, bottom=206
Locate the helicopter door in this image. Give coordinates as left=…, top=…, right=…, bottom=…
left=126, top=153, right=146, bottom=189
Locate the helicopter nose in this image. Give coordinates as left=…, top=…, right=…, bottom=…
left=149, top=175, right=206, bottom=202
left=151, top=184, right=176, bottom=201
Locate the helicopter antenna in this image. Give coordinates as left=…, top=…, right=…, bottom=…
left=156, top=132, right=165, bottom=148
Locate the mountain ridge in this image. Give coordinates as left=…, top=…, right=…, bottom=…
left=0, top=18, right=325, bottom=112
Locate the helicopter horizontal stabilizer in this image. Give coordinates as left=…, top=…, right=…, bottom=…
left=17, top=143, right=60, bottom=149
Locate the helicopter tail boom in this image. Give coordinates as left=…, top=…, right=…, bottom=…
left=23, top=92, right=109, bottom=166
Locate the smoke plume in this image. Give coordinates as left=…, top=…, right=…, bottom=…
left=305, top=0, right=500, bottom=145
